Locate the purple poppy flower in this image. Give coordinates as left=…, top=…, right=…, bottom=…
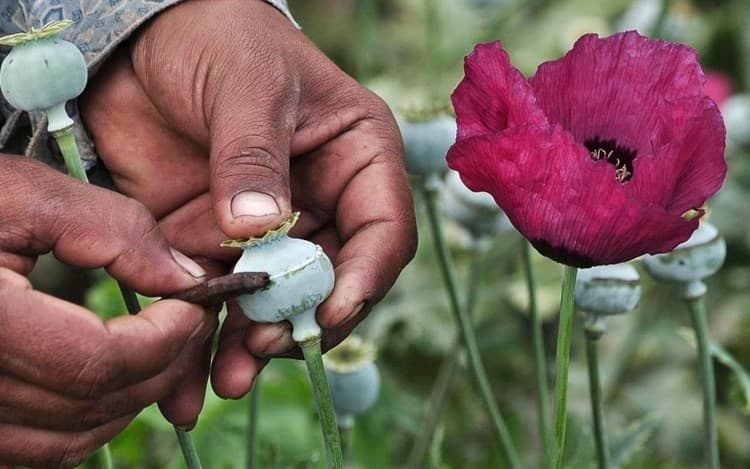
left=447, top=31, right=727, bottom=267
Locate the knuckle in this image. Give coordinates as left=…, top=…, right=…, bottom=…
left=215, top=142, right=286, bottom=184
left=56, top=435, right=94, bottom=469
left=71, top=343, right=118, bottom=400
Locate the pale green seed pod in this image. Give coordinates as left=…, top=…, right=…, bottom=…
left=225, top=214, right=335, bottom=343
left=323, top=336, right=380, bottom=429
left=0, top=21, right=87, bottom=132
left=441, top=170, right=511, bottom=240
left=575, top=263, right=641, bottom=316
left=399, top=115, right=456, bottom=177
left=642, top=222, right=726, bottom=285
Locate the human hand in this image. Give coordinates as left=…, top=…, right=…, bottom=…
left=80, top=0, right=416, bottom=399
left=0, top=156, right=214, bottom=467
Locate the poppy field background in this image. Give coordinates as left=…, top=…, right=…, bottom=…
left=32, top=0, right=750, bottom=467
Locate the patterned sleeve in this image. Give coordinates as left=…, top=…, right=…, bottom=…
left=0, top=0, right=298, bottom=170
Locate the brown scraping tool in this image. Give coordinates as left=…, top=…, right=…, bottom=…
left=165, top=272, right=270, bottom=307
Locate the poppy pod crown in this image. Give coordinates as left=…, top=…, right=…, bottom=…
left=447, top=31, right=727, bottom=267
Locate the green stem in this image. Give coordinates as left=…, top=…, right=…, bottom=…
left=685, top=284, right=720, bottom=469
left=604, top=306, right=646, bottom=402
left=300, top=338, right=344, bottom=469
left=175, top=427, right=203, bottom=469
left=339, top=424, right=354, bottom=465
left=407, top=254, right=483, bottom=468
left=91, top=444, right=114, bottom=469
left=422, top=186, right=522, bottom=469
left=551, top=265, right=578, bottom=469
left=523, top=241, right=552, bottom=465
left=585, top=321, right=610, bottom=469
left=52, top=125, right=203, bottom=469
left=247, top=377, right=261, bottom=469
left=52, top=126, right=88, bottom=182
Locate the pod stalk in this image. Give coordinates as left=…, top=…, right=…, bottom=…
left=421, top=185, right=522, bottom=469
left=585, top=316, right=611, bottom=469
left=684, top=282, right=720, bottom=469
left=551, top=265, right=578, bottom=469
left=300, top=336, right=345, bottom=469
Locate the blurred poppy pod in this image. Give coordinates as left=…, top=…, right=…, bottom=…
left=324, top=336, right=380, bottom=429
left=642, top=221, right=726, bottom=285
left=722, top=94, right=750, bottom=149
left=441, top=170, right=511, bottom=241
left=574, top=263, right=641, bottom=316
left=400, top=115, right=456, bottom=178
left=447, top=32, right=727, bottom=267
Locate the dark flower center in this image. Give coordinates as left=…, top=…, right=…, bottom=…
left=584, top=137, right=636, bottom=183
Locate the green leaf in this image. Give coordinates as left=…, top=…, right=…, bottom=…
left=678, top=328, right=750, bottom=414
left=610, top=415, right=660, bottom=468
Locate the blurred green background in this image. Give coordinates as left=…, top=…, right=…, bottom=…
left=33, top=0, right=750, bottom=467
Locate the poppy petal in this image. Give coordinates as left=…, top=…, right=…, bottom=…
left=447, top=125, right=698, bottom=266
left=451, top=41, right=547, bottom=141
left=529, top=31, right=705, bottom=155
left=626, top=99, right=727, bottom=215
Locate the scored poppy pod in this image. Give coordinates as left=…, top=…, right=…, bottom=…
left=447, top=31, right=727, bottom=267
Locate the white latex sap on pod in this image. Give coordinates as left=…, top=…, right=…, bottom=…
left=224, top=213, right=335, bottom=343
left=0, top=20, right=87, bottom=132
left=323, top=336, right=380, bottom=429
left=574, top=263, right=641, bottom=316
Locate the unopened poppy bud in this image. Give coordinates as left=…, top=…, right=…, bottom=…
left=574, top=263, right=641, bottom=316
left=224, top=213, right=335, bottom=344
left=642, top=221, right=726, bottom=285
left=399, top=115, right=456, bottom=178
left=441, top=170, right=511, bottom=241
left=0, top=20, right=87, bottom=132
left=323, top=335, right=380, bottom=429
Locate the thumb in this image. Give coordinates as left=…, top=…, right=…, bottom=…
left=208, top=82, right=295, bottom=239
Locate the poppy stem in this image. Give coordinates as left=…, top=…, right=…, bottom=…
left=90, top=443, right=113, bottom=469
left=175, top=427, right=203, bottom=469
left=406, top=254, right=483, bottom=468
left=551, top=265, right=578, bottom=469
left=584, top=316, right=611, bottom=469
left=421, top=185, right=522, bottom=469
left=247, top=377, right=261, bottom=469
left=684, top=280, right=720, bottom=469
left=300, top=337, right=345, bottom=469
left=52, top=125, right=204, bottom=469
left=523, top=241, right=552, bottom=466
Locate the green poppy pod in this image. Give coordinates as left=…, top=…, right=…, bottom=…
left=574, top=263, right=641, bottom=316
left=441, top=170, right=511, bottom=240
left=399, top=115, right=456, bottom=177
left=0, top=21, right=87, bottom=132
left=323, top=336, right=380, bottom=429
left=224, top=214, right=335, bottom=343
left=642, top=221, right=726, bottom=284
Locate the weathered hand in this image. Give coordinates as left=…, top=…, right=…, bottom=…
left=80, top=0, right=416, bottom=401
left=0, top=156, right=213, bottom=467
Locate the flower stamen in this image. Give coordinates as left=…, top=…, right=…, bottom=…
left=585, top=137, right=636, bottom=183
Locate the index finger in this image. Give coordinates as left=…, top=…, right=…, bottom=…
left=303, top=111, right=417, bottom=328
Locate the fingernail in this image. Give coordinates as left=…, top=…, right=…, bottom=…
left=170, top=248, right=207, bottom=278
left=231, top=191, right=280, bottom=218
left=342, top=302, right=366, bottom=324
left=261, top=325, right=294, bottom=355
